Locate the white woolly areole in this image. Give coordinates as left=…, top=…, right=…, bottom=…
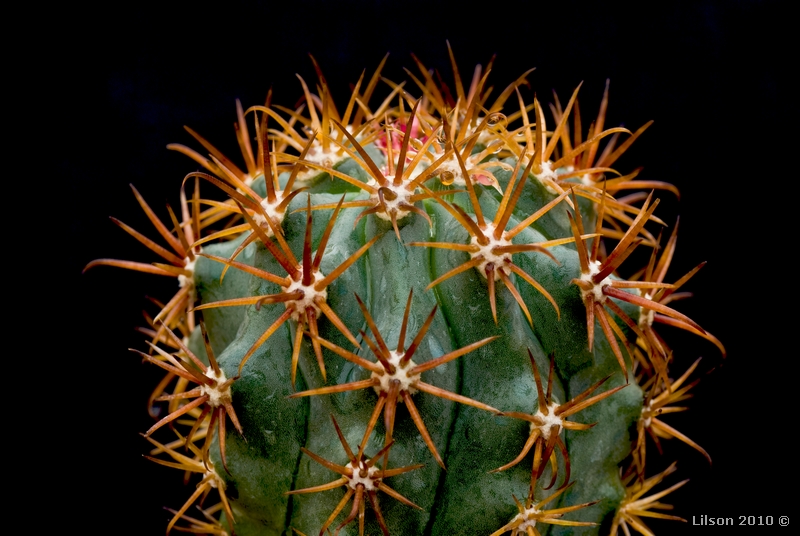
left=638, top=291, right=655, bottom=328
left=295, top=139, right=347, bottom=183
left=512, top=505, right=542, bottom=532
left=305, top=144, right=343, bottom=167
left=536, top=161, right=560, bottom=194
left=579, top=260, right=612, bottom=304
left=469, top=222, right=512, bottom=280
left=371, top=350, right=419, bottom=398
left=200, top=368, right=231, bottom=408
left=203, top=463, right=226, bottom=490
left=437, top=155, right=465, bottom=184
left=178, top=257, right=197, bottom=288
left=205, top=469, right=220, bottom=488
left=252, top=198, right=285, bottom=236
left=367, top=178, right=415, bottom=221
left=431, top=149, right=480, bottom=187
left=531, top=402, right=563, bottom=440
left=282, top=270, right=328, bottom=321
left=345, top=460, right=379, bottom=491
left=642, top=400, right=654, bottom=428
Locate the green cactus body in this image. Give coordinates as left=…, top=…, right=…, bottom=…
left=90, top=53, right=723, bottom=536
left=191, top=177, right=640, bottom=535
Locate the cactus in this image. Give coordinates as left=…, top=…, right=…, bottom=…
left=88, top=48, right=724, bottom=536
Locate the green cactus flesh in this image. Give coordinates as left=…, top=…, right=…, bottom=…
left=93, top=53, right=724, bottom=536
left=192, top=180, right=643, bottom=535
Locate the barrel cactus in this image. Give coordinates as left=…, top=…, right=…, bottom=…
left=88, top=48, right=724, bottom=535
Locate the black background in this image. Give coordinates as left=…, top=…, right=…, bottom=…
left=55, top=0, right=788, bottom=533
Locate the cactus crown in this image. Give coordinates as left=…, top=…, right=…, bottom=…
left=88, top=46, right=724, bottom=536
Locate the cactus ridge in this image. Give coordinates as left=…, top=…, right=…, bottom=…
left=87, top=48, right=725, bottom=536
